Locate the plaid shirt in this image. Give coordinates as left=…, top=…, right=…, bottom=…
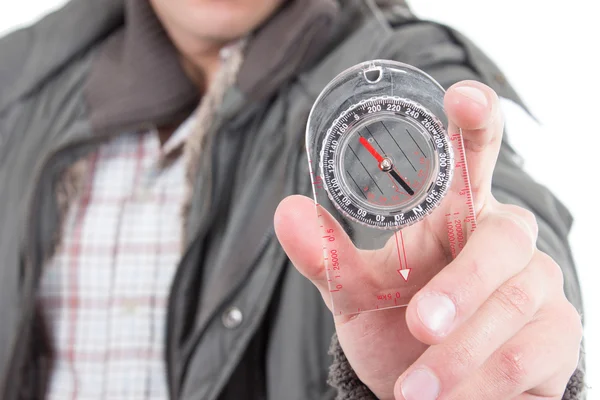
left=38, top=117, right=194, bottom=400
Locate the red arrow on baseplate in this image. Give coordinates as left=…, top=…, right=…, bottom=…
left=398, top=268, right=411, bottom=282
left=394, top=231, right=411, bottom=282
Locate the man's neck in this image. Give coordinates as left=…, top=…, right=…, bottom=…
left=159, top=40, right=232, bottom=145
left=156, top=11, right=233, bottom=95
left=178, top=46, right=224, bottom=94
left=155, top=35, right=226, bottom=145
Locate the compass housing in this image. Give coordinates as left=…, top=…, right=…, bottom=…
left=319, top=96, right=454, bottom=230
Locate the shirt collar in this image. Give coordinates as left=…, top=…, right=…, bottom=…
left=85, top=0, right=340, bottom=136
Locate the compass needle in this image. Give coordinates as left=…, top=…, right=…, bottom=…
left=359, top=122, right=414, bottom=196
left=359, top=136, right=384, bottom=163
left=390, top=169, right=415, bottom=196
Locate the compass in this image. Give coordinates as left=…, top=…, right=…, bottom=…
left=320, top=96, right=454, bottom=230
left=307, top=60, right=475, bottom=314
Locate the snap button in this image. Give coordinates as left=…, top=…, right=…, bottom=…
left=222, top=306, right=243, bottom=329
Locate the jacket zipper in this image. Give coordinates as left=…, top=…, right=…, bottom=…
left=165, top=119, right=222, bottom=400
left=202, top=228, right=275, bottom=400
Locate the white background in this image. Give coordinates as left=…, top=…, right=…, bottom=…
left=1, top=0, right=599, bottom=395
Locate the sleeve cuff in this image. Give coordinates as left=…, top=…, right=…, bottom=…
left=327, top=333, right=586, bottom=400
left=327, top=333, right=378, bottom=400
left=563, top=367, right=586, bottom=400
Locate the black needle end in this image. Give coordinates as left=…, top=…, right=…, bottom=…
left=390, top=169, right=415, bottom=196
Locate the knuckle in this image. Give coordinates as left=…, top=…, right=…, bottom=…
left=559, top=303, right=584, bottom=374
left=493, top=211, right=536, bottom=251
left=463, top=256, right=487, bottom=288
left=443, top=338, right=478, bottom=374
left=544, top=301, right=583, bottom=373
left=493, top=281, right=533, bottom=318
left=563, top=303, right=584, bottom=341
left=535, top=251, right=565, bottom=289
left=496, top=345, right=529, bottom=387
left=491, top=103, right=505, bottom=139
left=463, top=128, right=490, bottom=152
left=512, top=206, right=537, bottom=230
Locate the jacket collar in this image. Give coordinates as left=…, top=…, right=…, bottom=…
left=85, top=0, right=339, bottom=135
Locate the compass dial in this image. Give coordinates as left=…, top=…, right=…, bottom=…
left=320, top=96, right=454, bottom=229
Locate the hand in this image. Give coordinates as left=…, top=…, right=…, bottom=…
left=274, top=81, right=583, bottom=399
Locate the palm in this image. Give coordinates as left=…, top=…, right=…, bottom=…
left=319, top=186, right=467, bottom=397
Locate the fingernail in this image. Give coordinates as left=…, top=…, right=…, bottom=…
left=417, top=293, right=456, bottom=335
left=455, top=86, right=488, bottom=107
left=401, top=368, right=440, bottom=400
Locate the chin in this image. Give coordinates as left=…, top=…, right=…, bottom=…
left=151, top=0, right=284, bottom=45
left=182, top=0, right=283, bottom=38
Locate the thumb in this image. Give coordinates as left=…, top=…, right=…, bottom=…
left=444, top=81, right=504, bottom=215
left=274, top=195, right=357, bottom=308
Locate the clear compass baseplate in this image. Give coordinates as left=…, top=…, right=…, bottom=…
left=306, top=60, right=476, bottom=315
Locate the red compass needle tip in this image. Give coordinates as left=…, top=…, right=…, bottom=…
left=359, top=136, right=384, bottom=163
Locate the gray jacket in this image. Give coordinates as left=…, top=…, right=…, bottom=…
left=0, top=0, right=585, bottom=399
